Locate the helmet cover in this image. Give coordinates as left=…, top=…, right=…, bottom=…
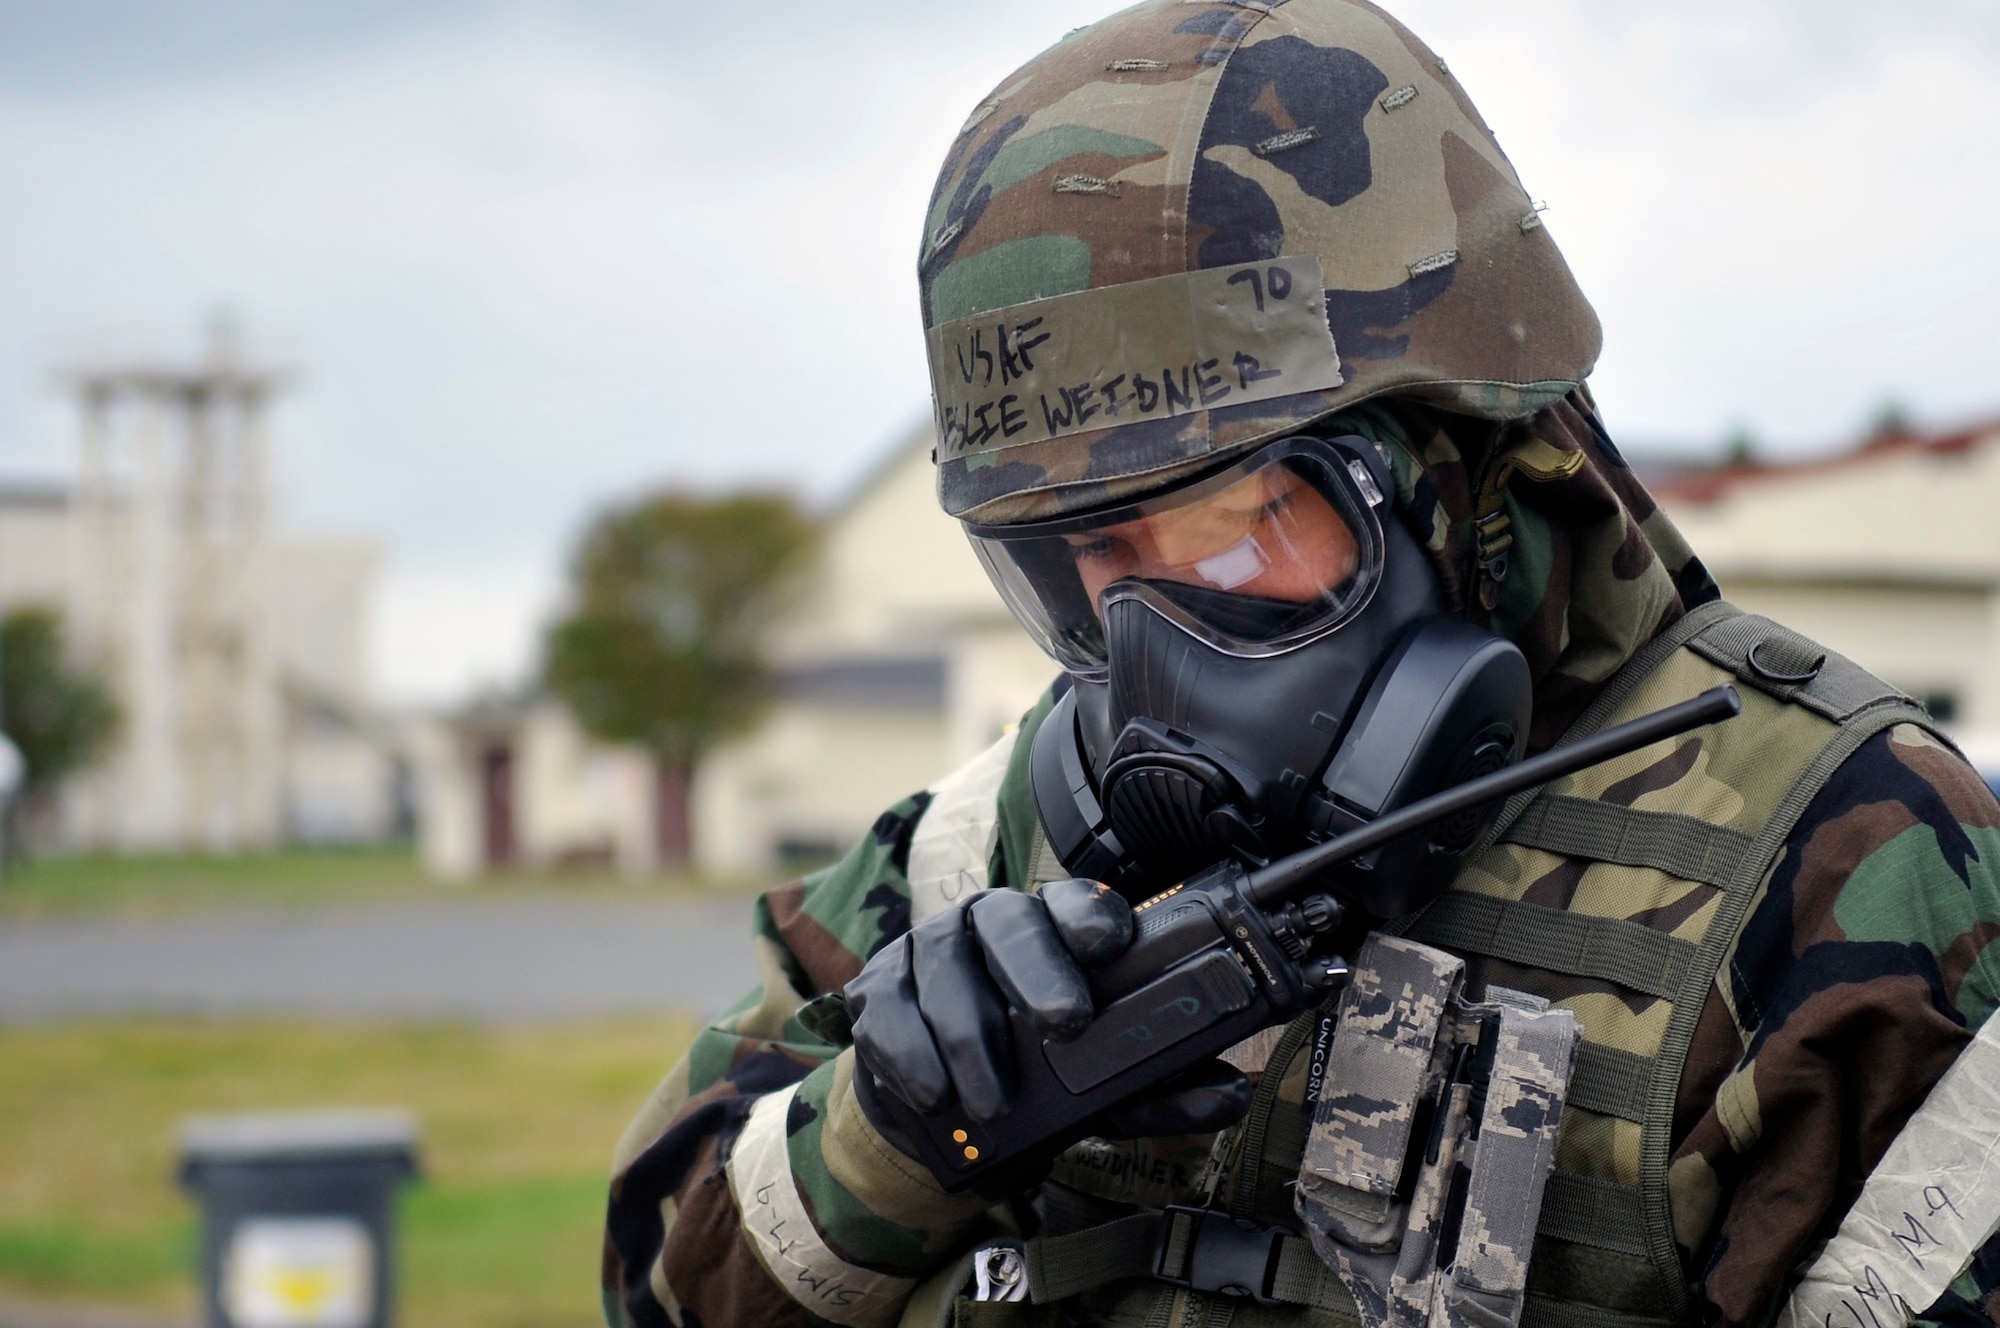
left=919, top=0, right=1602, bottom=524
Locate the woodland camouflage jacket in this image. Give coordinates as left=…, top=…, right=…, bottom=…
left=602, top=398, right=2000, bottom=1328
left=601, top=676, right=2000, bottom=1328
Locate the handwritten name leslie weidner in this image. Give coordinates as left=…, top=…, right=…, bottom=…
left=926, top=259, right=1345, bottom=459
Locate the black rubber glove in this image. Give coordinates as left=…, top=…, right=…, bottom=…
left=846, top=879, right=1251, bottom=1140
left=1094, top=1059, right=1252, bottom=1139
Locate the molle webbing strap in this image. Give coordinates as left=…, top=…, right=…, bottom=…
left=1418, top=602, right=1929, bottom=1328
left=1469, top=599, right=1743, bottom=861
left=1535, top=1174, right=1649, bottom=1259
left=1270, top=1236, right=1345, bottom=1309
left=1566, top=1044, right=1652, bottom=1124
left=1024, top=1212, right=1159, bottom=1303
left=1499, top=798, right=1752, bottom=891
left=1468, top=436, right=1586, bottom=613
left=1522, top=1302, right=1688, bottom=1328
left=1233, top=1080, right=1318, bottom=1228
left=1232, top=1010, right=1323, bottom=1221
left=1024, top=824, right=1069, bottom=887
left=1259, top=1097, right=1314, bottom=1201
left=1407, top=894, right=1695, bottom=1001
left=1160, top=1217, right=1342, bottom=1311
left=1023, top=1012, right=1347, bottom=1315
left=1686, top=613, right=1917, bottom=724
left=1627, top=661, right=1934, bottom=1320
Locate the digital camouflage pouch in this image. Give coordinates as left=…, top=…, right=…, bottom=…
left=1296, top=934, right=1580, bottom=1328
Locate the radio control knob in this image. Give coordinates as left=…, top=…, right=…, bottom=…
left=1303, top=955, right=1352, bottom=992
left=1300, top=894, right=1341, bottom=934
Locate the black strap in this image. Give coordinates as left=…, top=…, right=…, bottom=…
left=1022, top=1207, right=1341, bottom=1309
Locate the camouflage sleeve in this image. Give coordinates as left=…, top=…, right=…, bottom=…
left=1666, top=724, right=2000, bottom=1328
left=1918, top=1231, right=2000, bottom=1327
left=600, top=789, right=989, bottom=1328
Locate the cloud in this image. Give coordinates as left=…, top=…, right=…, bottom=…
left=1, top=1, right=1996, bottom=704
left=1392, top=0, right=2000, bottom=448
left=369, top=548, right=560, bottom=708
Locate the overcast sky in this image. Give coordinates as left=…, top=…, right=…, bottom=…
left=2, top=1, right=1996, bottom=706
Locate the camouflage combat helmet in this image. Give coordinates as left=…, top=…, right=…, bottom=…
left=920, top=0, right=1602, bottom=524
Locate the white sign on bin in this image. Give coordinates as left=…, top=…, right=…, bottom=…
left=223, top=1218, right=374, bottom=1328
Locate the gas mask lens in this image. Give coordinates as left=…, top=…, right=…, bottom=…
left=965, top=437, right=1388, bottom=676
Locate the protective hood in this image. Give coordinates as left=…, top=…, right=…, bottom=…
left=1340, top=388, right=1722, bottom=751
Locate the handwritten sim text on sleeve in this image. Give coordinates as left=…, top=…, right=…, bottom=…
left=1777, top=1015, right=2000, bottom=1328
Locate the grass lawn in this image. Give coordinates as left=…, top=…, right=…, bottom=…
left=0, top=1015, right=703, bottom=1328
left=0, top=845, right=763, bottom=922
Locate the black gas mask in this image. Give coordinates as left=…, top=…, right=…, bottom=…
left=965, top=435, right=1532, bottom=915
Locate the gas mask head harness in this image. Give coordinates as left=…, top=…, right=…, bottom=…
left=966, top=434, right=1533, bottom=915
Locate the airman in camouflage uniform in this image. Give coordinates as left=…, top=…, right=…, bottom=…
left=604, top=3, right=2000, bottom=1327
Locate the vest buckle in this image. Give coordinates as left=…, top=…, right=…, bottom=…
left=1153, top=1205, right=1283, bottom=1304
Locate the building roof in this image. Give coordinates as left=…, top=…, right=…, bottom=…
left=1652, top=418, right=2000, bottom=507
left=1657, top=414, right=2000, bottom=586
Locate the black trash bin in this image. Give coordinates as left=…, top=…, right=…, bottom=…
left=178, top=1111, right=420, bottom=1328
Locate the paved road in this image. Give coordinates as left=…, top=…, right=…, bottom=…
left=0, top=896, right=762, bottom=1023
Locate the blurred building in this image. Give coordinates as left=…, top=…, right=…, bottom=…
left=1657, top=418, right=2000, bottom=765
left=691, top=425, right=1053, bottom=876
left=413, top=424, right=1054, bottom=882
left=692, top=414, right=2000, bottom=874
left=411, top=696, right=658, bottom=879
left=0, top=338, right=396, bottom=851
left=416, top=414, right=2000, bottom=881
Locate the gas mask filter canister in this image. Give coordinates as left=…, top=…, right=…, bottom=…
left=964, top=435, right=1532, bottom=912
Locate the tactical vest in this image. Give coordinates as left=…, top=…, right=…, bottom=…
left=897, top=601, right=1940, bottom=1328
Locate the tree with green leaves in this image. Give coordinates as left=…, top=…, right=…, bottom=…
left=0, top=606, right=121, bottom=854
left=542, top=490, right=816, bottom=867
